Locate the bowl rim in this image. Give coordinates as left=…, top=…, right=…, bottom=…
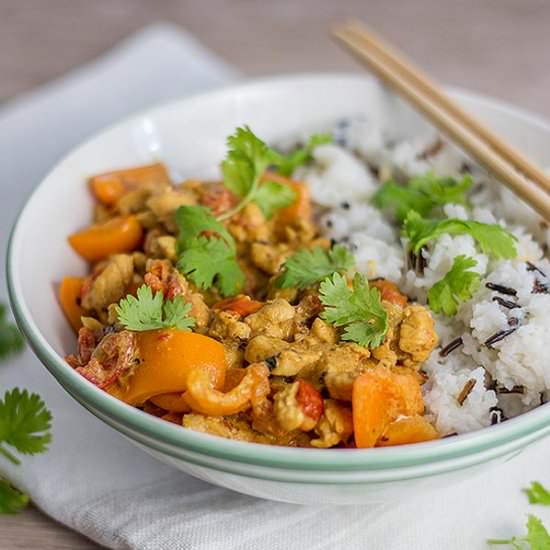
left=8, top=72, right=550, bottom=473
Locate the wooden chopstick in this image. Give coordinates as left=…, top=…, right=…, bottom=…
left=332, top=22, right=550, bottom=221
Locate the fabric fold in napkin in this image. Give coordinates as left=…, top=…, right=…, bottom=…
left=1, top=23, right=550, bottom=550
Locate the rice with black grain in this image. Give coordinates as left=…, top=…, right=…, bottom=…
left=292, top=117, right=550, bottom=435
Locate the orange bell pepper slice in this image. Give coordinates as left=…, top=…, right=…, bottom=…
left=213, top=295, right=263, bottom=317
left=377, top=416, right=438, bottom=446
left=89, top=162, right=171, bottom=206
left=352, top=366, right=425, bottom=448
left=68, top=215, right=143, bottom=262
left=58, top=276, right=84, bottom=333
left=108, top=330, right=225, bottom=406
left=150, top=392, right=191, bottom=413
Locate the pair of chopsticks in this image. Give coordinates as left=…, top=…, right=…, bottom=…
left=333, top=21, right=550, bottom=221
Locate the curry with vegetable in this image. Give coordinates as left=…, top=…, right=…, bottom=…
left=60, top=127, right=439, bottom=448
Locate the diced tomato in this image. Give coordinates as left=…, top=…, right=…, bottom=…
left=369, top=279, right=408, bottom=308
left=213, top=295, right=263, bottom=317
left=296, top=379, right=324, bottom=423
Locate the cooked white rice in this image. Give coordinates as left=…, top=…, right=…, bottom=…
left=292, top=116, right=550, bottom=436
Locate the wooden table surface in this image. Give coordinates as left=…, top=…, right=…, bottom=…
left=1, top=0, right=549, bottom=548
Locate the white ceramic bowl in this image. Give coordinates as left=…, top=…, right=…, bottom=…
left=8, top=74, right=550, bottom=505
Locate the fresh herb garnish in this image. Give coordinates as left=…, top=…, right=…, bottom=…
left=276, top=244, right=355, bottom=289
left=176, top=205, right=244, bottom=297
left=275, top=133, right=332, bottom=177
left=0, top=304, right=24, bottom=361
left=319, top=272, right=388, bottom=348
left=0, top=480, right=29, bottom=514
left=372, top=173, right=472, bottom=221
left=427, top=255, right=481, bottom=316
left=218, top=126, right=296, bottom=220
left=488, top=514, right=550, bottom=549
left=403, top=211, right=517, bottom=259
left=116, top=284, right=195, bottom=331
left=0, top=388, right=52, bottom=466
left=524, top=482, right=550, bottom=506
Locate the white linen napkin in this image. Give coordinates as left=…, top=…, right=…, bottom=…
left=1, top=23, right=550, bottom=550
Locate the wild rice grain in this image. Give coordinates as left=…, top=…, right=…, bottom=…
left=439, top=337, right=464, bottom=357
left=457, top=378, right=477, bottom=406
left=484, top=327, right=519, bottom=348
left=485, top=282, right=517, bottom=296
left=492, top=296, right=520, bottom=309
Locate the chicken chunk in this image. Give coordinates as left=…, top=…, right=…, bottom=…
left=245, top=299, right=296, bottom=339
left=81, top=254, right=134, bottom=312
left=273, top=380, right=323, bottom=432
left=399, top=304, right=438, bottom=367
left=322, top=343, right=374, bottom=401
left=209, top=310, right=251, bottom=341
left=311, top=400, right=354, bottom=448
left=244, top=335, right=289, bottom=363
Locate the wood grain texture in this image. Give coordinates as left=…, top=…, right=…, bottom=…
left=1, top=0, right=549, bottom=548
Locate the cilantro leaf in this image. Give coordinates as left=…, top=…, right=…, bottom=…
left=319, top=272, right=388, bottom=348
left=252, top=179, right=297, bottom=219
left=116, top=285, right=195, bottom=331
left=219, top=126, right=294, bottom=220
left=276, top=244, right=355, bottom=289
left=178, top=236, right=245, bottom=297
left=176, top=204, right=234, bottom=250
left=0, top=304, right=24, bottom=361
left=524, top=482, right=550, bottom=506
left=0, top=479, right=29, bottom=514
left=0, top=389, right=52, bottom=465
left=403, top=211, right=517, bottom=259
left=488, top=514, right=550, bottom=549
left=372, top=173, right=472, bottom=221
left=275, top=133, right=332, bottom=177
left=427, top=255, right=481, bottom=316
left=175, top=205, right=244, bottom=297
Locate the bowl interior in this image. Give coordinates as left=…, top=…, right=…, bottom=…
left=9, top=74, right=550, bottom=469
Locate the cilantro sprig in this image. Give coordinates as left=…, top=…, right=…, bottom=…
left=218, top=127, right=332, bottom=220
left=0, top=388, right=52, bottom=466
left=116, top=284, right=195, bottom=331
left=403, top=211, right=517, bottom=259
left=427, top=255, right=481, bottom=316
left=372, top=173, right=472, bottom=221
left=176, top=205, right=244, bottom=297
left=218, top=127, right=296, bottom=220
left=276, top=244, right=355, bottom=289
left=488, top=514, right=550, bottom=549
left=0, top=304, right=24, bottom=361
left=524, top=482, right=550, bottom=506
left=274, top=133, right=332, bottom=177
left=0, top=480, right=29, bottom=514
left=319, top=272, right=388, bottom=348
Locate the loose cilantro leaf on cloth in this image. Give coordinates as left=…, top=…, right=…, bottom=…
left=488, top=514, right=550, bottom=549
left=403, top=211, right=517, bottom=258
left=0, top=479, right=29, bottom=514
left=116, top=285, right=195, bottom=331
left=275, top=133, right=333, bottom=177
left=276, top=244, right=355, bottom=289
left=372, top=173, right=472, bottom=221
left=175, top=205, right=244, bottom=297
left=427, top=255, right=481, bottom=316
left=219, top=126, right=296, bottom=220
left=0, top=304, right=24, bottom=361
left=0, top=388, right=52, bottom=466
left=524, top=482, right=550, bottom=506
left=319, top=272, right=388, bottom=348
